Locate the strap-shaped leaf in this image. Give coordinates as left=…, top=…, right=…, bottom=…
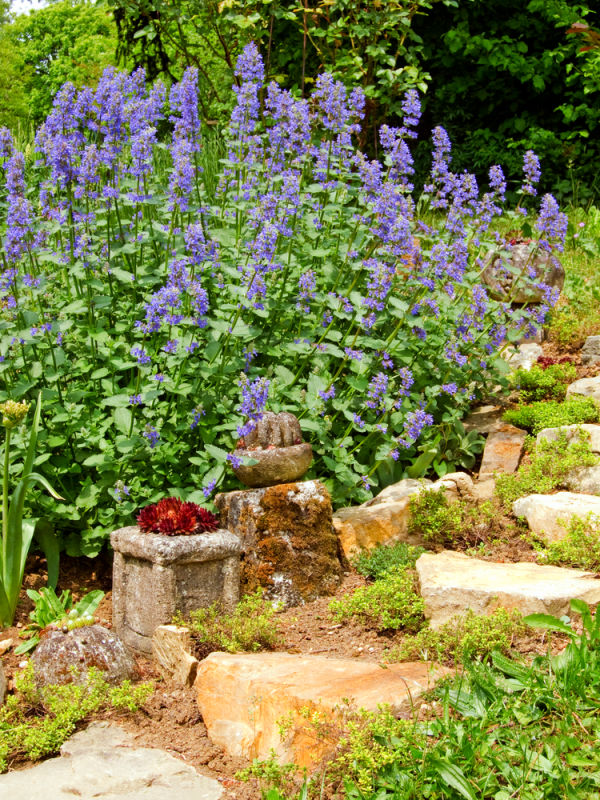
left=22, top=392, right=42, bottom=480
left=33, top=518, right=60, bottom=589
left=74, top=589, right=105, bottom=618
left=429, top=757, right=477, bottom=800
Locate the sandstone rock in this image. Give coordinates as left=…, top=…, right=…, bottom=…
left=364, top=477, right=432, bottom=506
left=482, top=243, right=564, bottom=304
left=195, top=652, right=450, bottom=768
left=581, top=335, right=600, bottom=366
left=463, top=405, right=505, bottom=435
left=416, top=550, right=600, bottom=628
left=111, top=526, right=241, bottom=654
left=512, top=491, right=600, bottom=541
left=473, top=477, right=496, bottom=502
left=0, top=638, right=11, bottom=655
left=152, top=625, right=199, bottom=687
left=566, top=376, right=600, bottom=404
left=536, top=423, right=600, bottom=452
left=233, top=443, right=312, bottom=488
left=216, top=481, right=342, bottom=607
left=0, top=721, right=223, bottom=800
left=478, top=423, right=526, bottom=478
left=31, top=625, right=136, bottom=688
left=506, top=342, right=544, bottom=371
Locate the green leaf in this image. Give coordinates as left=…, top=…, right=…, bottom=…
left=204, top=443, right=229, bottom=462
left=114, top=407, right=132, bottom=436
left=33, top=518, right=60, bottom=590
left=523, top=613, right=576, bottom=636
left=429, top=757, right=477, bottom=800
left=74, top=589, right=105, bottom=618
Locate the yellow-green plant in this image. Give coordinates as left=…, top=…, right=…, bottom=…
left=0, top=393, right=63, bottom=626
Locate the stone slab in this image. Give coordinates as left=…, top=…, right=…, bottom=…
left=512, top=491, right=600, bottom=540
left=0, top=722, right=223, bottom=800
left=566, top=376, right=600, bottom=404
left=416, top=550, right=600, bottom=628
left=537, top=424, right=600, bottom=453
left=195, top=652, right=449, bottom=768
left=478, top=423, right=526, bottom=478
left=463, top=405, right=505, bottom=435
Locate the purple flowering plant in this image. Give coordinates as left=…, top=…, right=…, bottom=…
left=0, top=45, right=565, bottom=552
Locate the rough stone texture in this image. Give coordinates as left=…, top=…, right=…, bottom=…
left=566, top=376, right=600, bottom=404
left=482, top=243, right=564, bottom=304
left=537, top=424, right=600, bottom=452
left=31, top=625, right=135, bottom=688
left=512, top=492, right=600, bottom=541
left=581, top=335, right=600, bottom=366
left=334, top=474, right=475, bottom=559
left=0, top=661, right=5, bottom=706
left=564, top=466, right=600, bottom=495
left=0, top=722, right=223, bottom=800
left=416, top=550, right=600, bottom=629
left=244, top=411, right=303, bottom=447
left=195, top=652, right=450, bottom=768
left=463, top=405, right=505, bottom=434
left=216, top=481, right=342, bottom=607
left=478, top=423, right=527, bottom=479
left=152, top=625, right=199, bottom=687
left=473, top=477, right=496, bottom=502
left=506, top=342, right=544, bottom=371
left=233, top=443, right=312, bottom=488
left=111, top=526, right=242, bottom=654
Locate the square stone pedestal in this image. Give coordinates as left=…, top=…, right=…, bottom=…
left=111, top=526, right=241, bottom=654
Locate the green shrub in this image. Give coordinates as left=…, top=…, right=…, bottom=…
left=329, top=567, right=424, bottom=632
left=388, top=608, right=526, bottom=666
left=534, top=513, right=600, bottom=571
left=503, top=396, right=600, bottom=435
left=186, top=591, right=281, bottom=653
left=496, top=431, right=598, bottom=507
left=407, top=489, right=499, bottom=548
left=509, top=363, right=576, bottom=403
left=353, top=542, right=424, bottom=581
left=0, top=664, right=153, bottom=772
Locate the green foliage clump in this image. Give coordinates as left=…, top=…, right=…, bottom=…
left=534, top=513, right=600, bottom=571
left=503, top=396, right=600, bottom=435
left=236, top=750, right=300, bottom=798
left=329, top=568, right=424, bottom=632
left=0, top=664, right=153, bottom=771
left=496, top=431, right=598, bottom=507
left=407, top=490, right=499, bottom=548
left=510, top=363, right=576, bottom=402
left=389, top=608, right=526, bottom=666
left=186, top=591, right=281, bottom=653
left=353, top=542, right=424, bottom=581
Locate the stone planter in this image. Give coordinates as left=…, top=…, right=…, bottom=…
left=111, top=526, right=242, bottom=654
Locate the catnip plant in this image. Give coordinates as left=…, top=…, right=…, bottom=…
left=0, top=45, right=566, bottom=555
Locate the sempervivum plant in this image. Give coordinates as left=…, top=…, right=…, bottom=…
left=137, top=498, right=219, bottom=535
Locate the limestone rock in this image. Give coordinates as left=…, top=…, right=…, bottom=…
left=416, top=550, right=600, bottom=628
left=512, top=491, right=600, bottom=541
left=31, top=625, right=136, bottom=688
left=506, top=342, right=544, bottom=371
left=152, top=625, right=199, bottom=687
left=479, top=423, right=526, bottom=478
left=364, top=477, right=431, bottom=507
left=0, top=721, right=223, bottom=800
left=537, top=424, right=600, bottom=452
left=564, top=466, right=600, bottom=495
left=195, top=652, right=450, bottom=768
left=566, top=376, right=600, bottom=404
left=216, top=480, right=342, bottom=607
left=482, top=243, right=564, bottom=304
left=581, top=335, right=600, bottom=366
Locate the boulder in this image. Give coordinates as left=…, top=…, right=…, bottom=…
left=216, top=480, right=342, bottom=607
left=536, top=424, right=600, bottom=453
left=512, top=491, right=600, bottom=541
left=506, top=342, right=544, bottom=371
left=566, top=376, right=600, bottom=404
left=478, top=423, right=527, bottom=479
left=581, top=335, right=600, bottom=366
left=31, top=624, right=136, bottom=688
left=482, top=243, right=564, bottom=304
left=416, top=550, right=600, bottom=628
left=194, top=652, right=450, bottom=768
left=564, top=466, right=600, bottom=495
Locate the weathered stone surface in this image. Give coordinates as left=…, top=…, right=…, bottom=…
left=566, top=376, right=600, bottom=404
left=111, top=526, right=241, bottom=654
left=31, top=625, right=135, bottom=688
left=334, top=474, right=475, bottom=559
left=0, top=638, right=12, bottom=655
left=0, top=721, right=223, bottom=799
left=463, top=405, right=505, bottom=434
left=416, top=550, right=600, bottom=628
left=537, top=423, right=600, bottom=452
left=152, top=625, right=199, bottom=687
left=506, top=342, right=544, bottom=371
left=564, top=466, right=600, bottom=494
left=233, top=443, right=313, bottom=488
left=512, top=491, right=600, bottom=541
left=244, top=411, right=303, bottom=448
left=0, top=661, right=5, bottom=706
left=482, top=243, right=564, bottom=304
left=473, top=477, right=496, bottom=501
left=478, top=423, right=526, bottom=478
left=195, top=652, right=450, bottom=767
left=581, top=335, right=600, bottom=366
left=216, top=481, right=342, bottom=607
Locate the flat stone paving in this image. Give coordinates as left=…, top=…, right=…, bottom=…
left=0, top=722, right=223, bottom=800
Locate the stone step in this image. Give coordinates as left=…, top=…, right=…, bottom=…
left=478, top=423, right=526, bottom=479
left=195, top=652, right=450, bottom=768
left=512, top=491, right=600, bottom=541
left=0, top=722, right=223, bottom=800
left=416, top=550, right=600, bottom=629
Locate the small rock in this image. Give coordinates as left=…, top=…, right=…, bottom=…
left=566, top=376, right=600, bottom=404
left=479, top=424, right=527, bottom=478
left=506, top=342, right=544, bottom=371
left=581, top=335, right=600, bottom=366
left=512, top=492, right=600, bottom=541
left=482, top=243, right=564, bottom=304
left=32, top=624, right=136, bottom=688
left=0, top=638, right=13, bottom=655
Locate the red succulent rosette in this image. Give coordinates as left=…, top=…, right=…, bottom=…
left=136, top=497, right=219, bottom=535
